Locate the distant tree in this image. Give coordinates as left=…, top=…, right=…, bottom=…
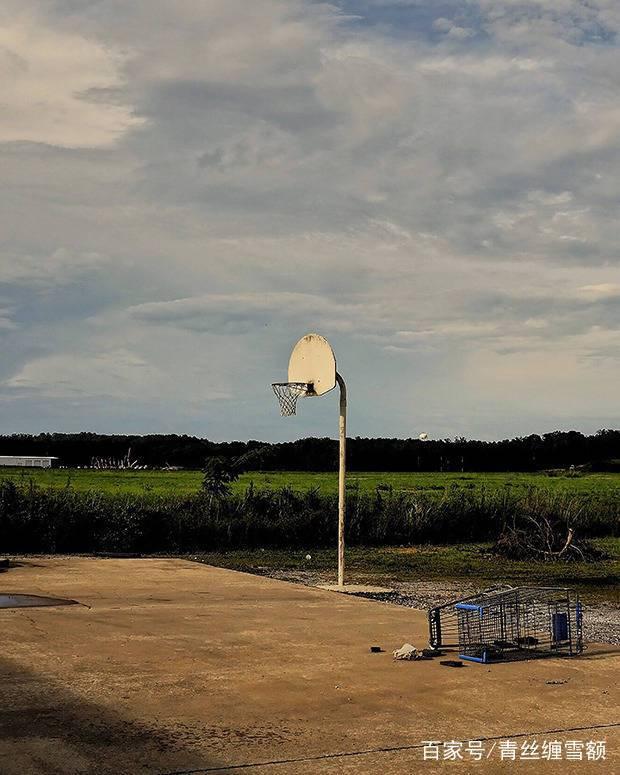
left=3, top=430, right=620, bottom=473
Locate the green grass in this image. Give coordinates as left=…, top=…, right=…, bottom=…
left=1, top=468, right=203, bottom=496
left=190, top=538, right=620, bottom=604
left=246, top=470, right=620, bottom=498
left=3, top=467, right=620, bottom=498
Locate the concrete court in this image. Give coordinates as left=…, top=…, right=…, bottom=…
left=0, top=558, right=617, bottom=775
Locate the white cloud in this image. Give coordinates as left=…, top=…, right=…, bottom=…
left=3, top=349, right=161, bottom=399
left=0, top=9, right=140, bottom=147
left=577, top=284, right=620, bottom=301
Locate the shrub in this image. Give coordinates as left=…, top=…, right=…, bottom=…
left=0, top=479, right=617, bottom=554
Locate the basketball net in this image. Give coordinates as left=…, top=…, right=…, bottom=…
left=271, top=382, right=308, bottom=416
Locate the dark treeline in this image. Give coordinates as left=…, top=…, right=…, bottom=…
left=2, top=429, right=620, bottom=471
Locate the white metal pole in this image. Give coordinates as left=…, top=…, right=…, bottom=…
left=336, top=372, right=346, bottom=588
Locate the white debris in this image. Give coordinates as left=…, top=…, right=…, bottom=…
left=393, top=643, right=419, bottom=660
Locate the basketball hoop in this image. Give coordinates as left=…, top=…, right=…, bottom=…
left=271, top=333, right=348, bottom=588
left=271, top=382, right=309, bottom=416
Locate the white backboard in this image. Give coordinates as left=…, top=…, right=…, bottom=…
left=288, top=333, right=336, bottom=396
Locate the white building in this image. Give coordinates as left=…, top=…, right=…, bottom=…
left=0, top=456, right=59, bottom=468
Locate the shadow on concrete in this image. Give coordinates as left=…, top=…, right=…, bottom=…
left=2, top=559, right=49, bottom=572
left=0, top=655, right=231, bottom=775
left=0, top=593, right=80, bottom=610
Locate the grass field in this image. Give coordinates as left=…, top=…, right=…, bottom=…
left=3, top=467, right=620, bottom=497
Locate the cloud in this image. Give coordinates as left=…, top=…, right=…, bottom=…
left=1, top=0, right=619, bottom=439
left=0, top=309, right=16, bottom=331
left=0, top=248, right=109, bottom=287
left=0, top=6, right=140, bottom=147
left=3, top=349, right=160, bottom=398
left=578, top=283, right=620, bottom=300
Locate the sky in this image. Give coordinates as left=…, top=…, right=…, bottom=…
left=1, top=0, right=619, bottom=442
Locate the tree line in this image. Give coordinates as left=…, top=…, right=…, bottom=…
left=1, top=429, right=620, bottom=471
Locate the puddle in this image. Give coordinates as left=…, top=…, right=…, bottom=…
left=0, top=594, right=79, bottom=609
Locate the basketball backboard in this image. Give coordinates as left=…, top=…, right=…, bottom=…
left=288, top=333, right=336, bottom=396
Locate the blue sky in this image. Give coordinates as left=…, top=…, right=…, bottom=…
left=1, top=0, right=619, bottom=441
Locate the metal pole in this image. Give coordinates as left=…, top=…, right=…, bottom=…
left=336, top=372, right=346, bottom=587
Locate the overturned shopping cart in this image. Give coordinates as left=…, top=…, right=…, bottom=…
left=429, top=586, right=583, bottom=663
